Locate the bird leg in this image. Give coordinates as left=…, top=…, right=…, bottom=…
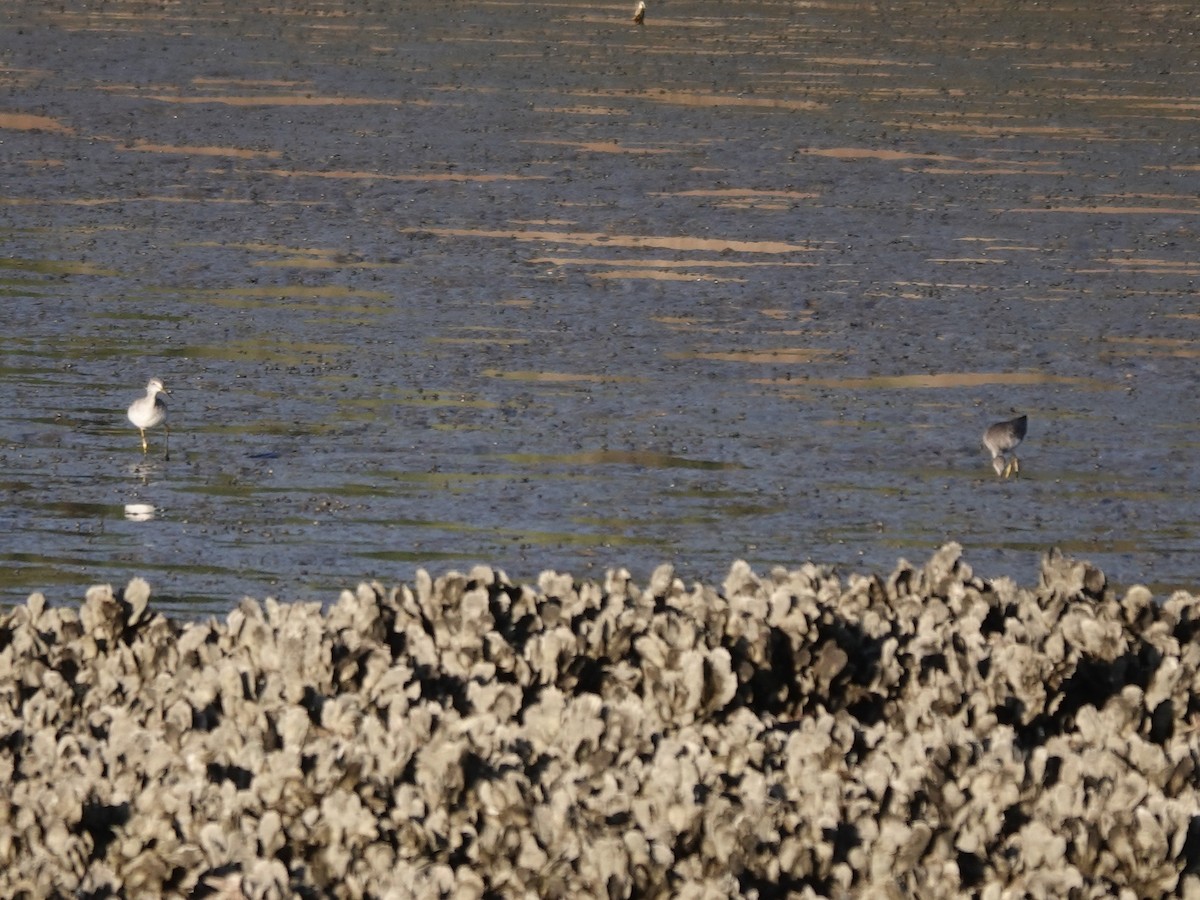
left=164, top=424, right=170, bottom=461
left=140, top=429, right=149, bottom=453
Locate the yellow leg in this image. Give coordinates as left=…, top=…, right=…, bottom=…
left=140, top=429, right=148, bottom=453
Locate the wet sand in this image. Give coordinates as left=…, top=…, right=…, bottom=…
left=3, top=546, right=1200, bottom=896
left=2, top=0, right=1200, bottom=613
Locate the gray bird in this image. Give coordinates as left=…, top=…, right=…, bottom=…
left=983, top=414, right=1027, bottom=478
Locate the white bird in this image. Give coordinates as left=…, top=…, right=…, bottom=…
left=128, top=378, right=170, bottom=457
left=983, top=414, right=1027, bottom=478
left=633, top=0, right=646, bottom=24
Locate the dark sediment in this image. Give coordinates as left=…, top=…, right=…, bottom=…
left=2, top=545, right=1200, bottom=897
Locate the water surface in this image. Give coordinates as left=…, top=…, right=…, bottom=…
left=3, top=0, right=1199, bottom=614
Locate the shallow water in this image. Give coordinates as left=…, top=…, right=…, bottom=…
left=3, top=0, right=1199, bottom=615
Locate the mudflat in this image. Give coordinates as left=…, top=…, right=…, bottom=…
left=2, top=0, right=1198, bottom=613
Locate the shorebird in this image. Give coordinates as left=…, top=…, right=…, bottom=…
left=128, top=378, right=170, bottom=457
left=633, top=1, right=646, bottom=24
left=983, top=414, right=1026, bottom=478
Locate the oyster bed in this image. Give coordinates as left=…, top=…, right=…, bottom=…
left=2, top=545, right=1200, bottom=898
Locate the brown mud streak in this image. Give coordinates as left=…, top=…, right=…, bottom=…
left=0, top=112, right=74, bottom=133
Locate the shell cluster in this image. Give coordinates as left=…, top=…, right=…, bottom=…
left=3, top=544, right=1200, bottom=897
